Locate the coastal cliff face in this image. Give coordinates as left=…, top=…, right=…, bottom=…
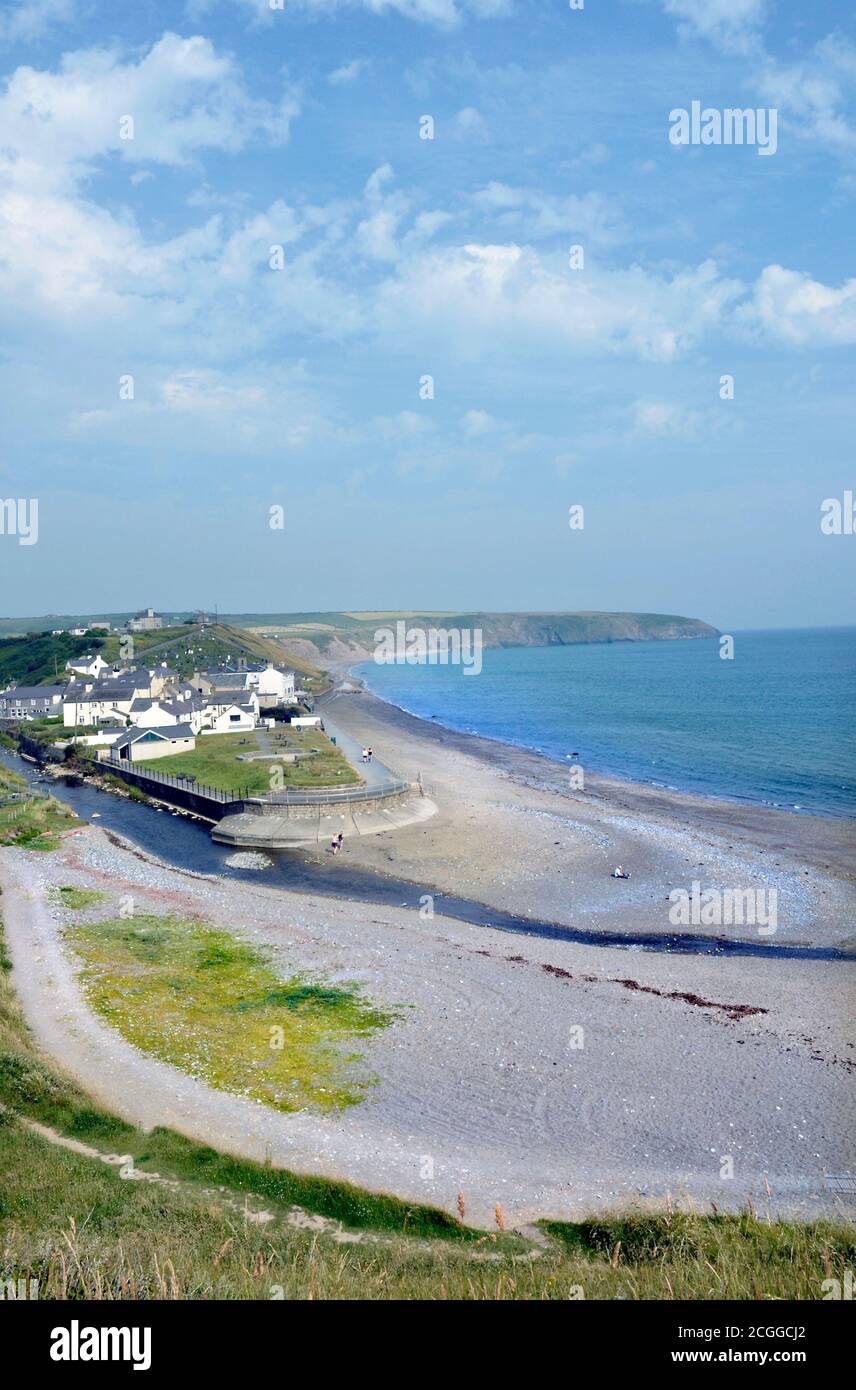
left=253, top=611, right=719, bottom=668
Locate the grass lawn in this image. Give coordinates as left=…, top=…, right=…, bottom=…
left=65, top=913, right=396, bottom=1111
left=138, top=732, right=270, bottom=794
left=268, top=726, right=361, bottom=787
left=136, top=728, right=360, bottom=794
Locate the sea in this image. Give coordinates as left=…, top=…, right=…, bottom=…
left=354, top=627, right=856, bottom=819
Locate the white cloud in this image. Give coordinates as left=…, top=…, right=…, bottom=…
left=451, top=106, right=490, bottom=141
left=569, top=143, right=610, bottom=170
left=372, top=410, right=432, bottom=440
left=161, top=371, right=266, bottom=413
left=328, top=59, right=369, bottom=86
left=738, top=265, right=856, bottom=346
left=758, top=37, right=856, bottom=154
left=470, top=182, right=627, bottom=243
left=662, top=3, right=856, bottom=156
left=662, top=0, right=766, bottom=53
left=460, top=409, right=506, bottom=437
left=0, top=0, right=77, bottom=43
left=631, top=400, right=700, bottom=437
left=0, top=33, right=298, bottom=192
left=69, top=364, right=337, bottom=455
left=375, top=244, right=745, bottom=361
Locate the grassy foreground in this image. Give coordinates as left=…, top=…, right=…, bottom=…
left=1, top=881, right=854, bottom=1299
left=64, top=913, right=396, bottom=1111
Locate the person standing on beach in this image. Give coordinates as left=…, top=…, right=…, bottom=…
left=361, top=747, right=368, bottom=763
left=367, top=746, right=373, bottom=763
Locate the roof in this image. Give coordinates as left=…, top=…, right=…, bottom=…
left=205, top=673, right=247, bottom=689
left=118, top=723, right=195, bottom=745
left=67, top=684, right=137, bottom=702
left=159, top=697, right=203, bottom=717
left=1, top=685, right=65, bottom=700
left=109, top=664, right=147, bottom=681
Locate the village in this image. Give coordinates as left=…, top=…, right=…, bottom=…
left=0, top=609, right=327, bottom=776
left=0, top=610, right=433, bottom=840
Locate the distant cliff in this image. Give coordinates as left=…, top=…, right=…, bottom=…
left=242, top=610, right=719, bottom=668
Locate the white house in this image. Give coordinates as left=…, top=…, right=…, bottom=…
left=249, top=663, right=296, bottom=704
left=66, top=653, right=109, bottom=678
left=113, top=724, right=196, bottom=762
left=193, top=664, right=296, bottom=709
left=200, top=697, right=258, bottom=733
left=63, top=679, right=148, bottom=727
left=125, top=696, right=207, bottom=735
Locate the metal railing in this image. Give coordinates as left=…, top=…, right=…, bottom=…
left=102, top=755, right=233, bottom=802
left=256, top=776, right=411, bottom=806
left=101, top=754, right=416, bottom=807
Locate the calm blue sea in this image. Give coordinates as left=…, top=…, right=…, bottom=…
left=355, top=628, right=856, bottom=818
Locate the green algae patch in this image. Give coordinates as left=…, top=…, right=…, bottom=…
left=49, top=886, right=106, bottom=912
left=63, top=915, right=397, bottom=1112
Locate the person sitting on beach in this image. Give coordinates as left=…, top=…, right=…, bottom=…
left=612, top=865, right=630, bottom=879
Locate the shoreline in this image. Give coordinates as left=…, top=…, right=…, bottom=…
left=333, top=665, right=856, bottom=882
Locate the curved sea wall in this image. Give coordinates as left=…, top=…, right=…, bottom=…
left=212, top=787, right=437, bottom=847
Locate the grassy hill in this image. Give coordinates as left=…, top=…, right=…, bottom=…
left=236, top=610, right=720, bottom=666
left=0, top=628, right=194, bottom=688
left=0, top=631, right=110, bottom=688
left=0, top=623, right=323, bottom=689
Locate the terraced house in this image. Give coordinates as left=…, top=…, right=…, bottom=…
left=0, top=685, right=65, bottom=719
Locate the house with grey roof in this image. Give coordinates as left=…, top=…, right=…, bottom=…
left=62, top=680, right=146, bottom=728
left=113, top=724, right=196, bottom=762
left=0, top=685, right=65, bottom=720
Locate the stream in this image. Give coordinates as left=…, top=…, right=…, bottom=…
left=2, top=746, right=852, bottom=962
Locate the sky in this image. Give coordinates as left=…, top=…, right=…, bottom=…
left=0, top=0, right=854, bottom=628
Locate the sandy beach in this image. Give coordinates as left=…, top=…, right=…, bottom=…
left=1, top=680, right=854, bottom=1230
left=317, top=678, right=856, bottom=949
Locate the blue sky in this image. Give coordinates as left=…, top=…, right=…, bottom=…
left=0, top=0, right=854, bottom=626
